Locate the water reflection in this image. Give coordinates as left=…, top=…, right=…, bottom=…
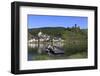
left=28, top=41, right=65, bottom=60
left=28, top=42, right=64, bottom=48
left=28, top=40, right=87, bottom=61
left=28, top=42, right=64, bottom=53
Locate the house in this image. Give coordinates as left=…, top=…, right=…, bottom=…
left=28, top=36, right=38, bottom=43
left=28, top=31, right=64, bottom=43
left=53, top=37, right=64, bottom=42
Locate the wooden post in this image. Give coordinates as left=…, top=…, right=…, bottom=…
left=38, top=36, right=41, bottom=54
left=51, top=36, right=53, bottom=46
left=38, top=36, right=40, bottom=48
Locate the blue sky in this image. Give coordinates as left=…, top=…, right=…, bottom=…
left=28, top=15, right=88, bottom=29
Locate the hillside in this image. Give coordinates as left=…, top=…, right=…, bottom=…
left=28, top=27, right=87, bottom=40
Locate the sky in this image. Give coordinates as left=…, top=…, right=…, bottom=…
left=28, top=15, right=88, bottom=29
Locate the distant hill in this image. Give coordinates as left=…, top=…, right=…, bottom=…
left=28, top=27, right=66, bottom=33
left=29, top=27, right=66, bottom=30
left=28, top=27, right=66, bottom=37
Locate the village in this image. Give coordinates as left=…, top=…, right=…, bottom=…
left=28, top=31, right=64, bottom=43
left=28, top=31, right=65, bottom=55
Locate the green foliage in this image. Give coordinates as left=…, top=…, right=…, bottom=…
left=68, top=52, right=87, bottom=59
left=35, top=55, right=51, bottom=60
left=63, top=39, right=87, bottom=57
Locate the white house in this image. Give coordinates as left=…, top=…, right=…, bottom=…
left=28, top=31, right=64, bottom=42
left=28, top=38, right=38, bottom=43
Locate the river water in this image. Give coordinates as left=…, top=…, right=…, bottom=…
left=28, top=41, right=87, bottom=61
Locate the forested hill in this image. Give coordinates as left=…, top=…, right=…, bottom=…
left=29, top=27, right=66, bottom=33
left=28, top=27, right=87, bottom=40
left=28, top=27, right=66, bottom=36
